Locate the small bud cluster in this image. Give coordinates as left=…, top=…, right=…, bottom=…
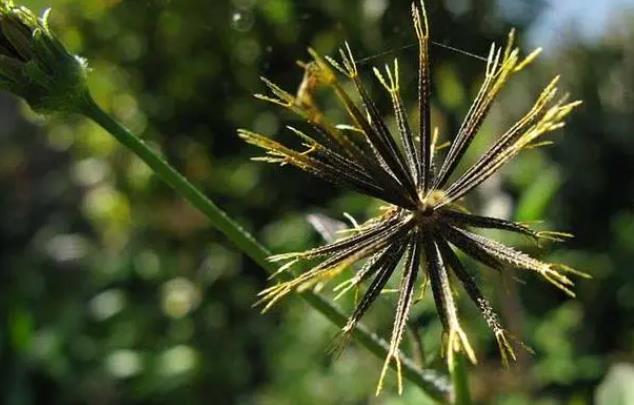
left=0, top=1, right=88, bottom=113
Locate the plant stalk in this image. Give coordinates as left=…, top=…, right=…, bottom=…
left=79, top=93, right=451, bottom=402
left=451, top=352, right=472, bottom=405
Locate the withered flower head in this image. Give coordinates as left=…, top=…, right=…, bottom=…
left=0, top=1, right=88, bottom=113
left=239, top=0, right=588, bottom=394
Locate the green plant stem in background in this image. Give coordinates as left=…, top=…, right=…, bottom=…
left=79, top=93, right=451, bottom=402
left=451, top=353, right=472, bottom=405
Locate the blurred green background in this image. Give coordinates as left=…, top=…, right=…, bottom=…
left=1, top=0, right=633, bottom=403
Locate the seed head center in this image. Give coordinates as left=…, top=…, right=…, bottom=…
left=414, top=190, right=448, bottom=223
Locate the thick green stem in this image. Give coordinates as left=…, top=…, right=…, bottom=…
left=79, top=93, right=451, bottom=402
left=451, top=353, right=472, bottom=405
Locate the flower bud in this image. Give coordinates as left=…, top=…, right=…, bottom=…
left=0, top=1, right=89, bottom=113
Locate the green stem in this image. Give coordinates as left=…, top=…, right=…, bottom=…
left=79, top=93, right=451, bottom=402
left=451, top=353, right=472, bottom=405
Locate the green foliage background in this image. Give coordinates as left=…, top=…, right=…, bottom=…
left=1, top=0, right=632, bottom=403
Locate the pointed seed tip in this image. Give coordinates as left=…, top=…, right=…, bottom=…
left=307, top=47, right=318, bottom=58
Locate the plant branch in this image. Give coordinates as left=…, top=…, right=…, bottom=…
left=451, top=352, right=472, bottom=405
left=78, top=93, right=451, bottom=402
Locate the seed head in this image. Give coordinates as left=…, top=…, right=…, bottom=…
left=240, top=0, right=589, bottom=394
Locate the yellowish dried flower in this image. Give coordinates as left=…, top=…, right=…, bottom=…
left=240, top=0, right=588, bottom=394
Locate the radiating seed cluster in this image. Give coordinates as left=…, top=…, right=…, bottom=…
left=239, top=0, right=588, bottom=394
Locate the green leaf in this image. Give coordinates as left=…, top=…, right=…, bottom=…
left=515, top=166, right=562, bottom=221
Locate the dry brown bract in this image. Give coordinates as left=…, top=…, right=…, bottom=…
left=239, top=0, right=588, bottom=395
